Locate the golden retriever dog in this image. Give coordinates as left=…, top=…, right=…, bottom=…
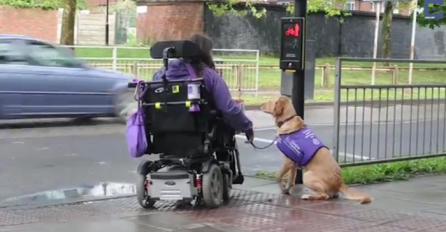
left=261, top=96, right=372, bottom=204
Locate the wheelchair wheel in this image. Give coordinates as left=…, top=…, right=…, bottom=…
left=201, top=163, right=224, bottom=208
left=136, top=174, right=156, bottom=209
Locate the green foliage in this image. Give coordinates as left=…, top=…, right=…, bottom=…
left=286, top=0, right=350, bottom=18
left=255, top=157, right=446, bottom=185
left=0, top=0, right=60, bottom=10
left=206, top=0, right=351, bottom=19
left=76, top=0, right=88, bottom=10
left=110, top=0, right=136, bottom=12
left=0, top=0, right=88, bottom=10
left=416, top=0, right=446, bottom=29
left=207, top=0, right=266, bottom=18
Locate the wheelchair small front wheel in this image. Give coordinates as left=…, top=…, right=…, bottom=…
left=222, top=173, right=231, bottom=203
left=136, top=174, right=156, bottom=209
left=201, top=163, right=224, bottom=208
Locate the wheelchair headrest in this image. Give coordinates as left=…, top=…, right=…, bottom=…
left=150, top=40, right=201, bottom=59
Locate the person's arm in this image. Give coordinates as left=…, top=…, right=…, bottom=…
left=203, top=68, right=253, bottom=132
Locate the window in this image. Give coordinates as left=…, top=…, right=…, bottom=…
left=345, top=1, right=355, bottom=11
left=26, top=41, right=84, bottom=68
left=0, top=40, right=28, bottom=65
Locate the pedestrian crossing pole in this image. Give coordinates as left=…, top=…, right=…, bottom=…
left=279, top=0, right=307, bottom=185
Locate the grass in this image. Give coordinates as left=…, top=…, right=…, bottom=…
left=71, top=47, right=446, bottom=105
left=255, top=157, right=446, bottom=185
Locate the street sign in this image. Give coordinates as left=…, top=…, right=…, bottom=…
left=425, top=0, right=444, bottom=19
left=280, top=17, right=306, bottom=71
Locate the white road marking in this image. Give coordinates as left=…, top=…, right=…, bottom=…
left=254, top=127, right=277, bottom=131
left=235, top=135, right=373, bottom=160
left=236, top=134, right=277, bottom=144
left=11, top=141, right=24, bottom=144
left=252, top=119, right=439, bottom=129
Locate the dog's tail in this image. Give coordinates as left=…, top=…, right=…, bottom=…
left=339, top=183, right=372, bottom=204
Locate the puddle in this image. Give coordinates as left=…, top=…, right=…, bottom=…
left=1, top=182, right=136, bottom=204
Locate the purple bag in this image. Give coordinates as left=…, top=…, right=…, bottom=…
left=126, top=81, right=148, bottom=158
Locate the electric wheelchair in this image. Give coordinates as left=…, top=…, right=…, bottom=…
left=129, top=40, right=245, bottom=209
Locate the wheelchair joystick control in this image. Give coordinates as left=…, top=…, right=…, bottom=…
left=187, top=83, right=201, bottom=112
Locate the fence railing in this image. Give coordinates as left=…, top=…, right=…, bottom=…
left=61, top=45, right=260, bottom=93
left=333, top=58, right=446, bottom=167
left=259, top=64, right=446, bottom=88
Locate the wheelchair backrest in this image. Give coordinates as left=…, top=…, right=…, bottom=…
left=137, top=39, right=220, bottom=157
left=142, top=79, right=213, bottom=134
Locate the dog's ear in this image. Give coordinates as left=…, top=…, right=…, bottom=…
left=274, top=97, right=288, bottom=116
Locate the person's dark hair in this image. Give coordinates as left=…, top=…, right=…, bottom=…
left=187, top=34, right=216, bottom=76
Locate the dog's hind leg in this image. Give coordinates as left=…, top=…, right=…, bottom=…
left=301, top=171, right=330, bottom=201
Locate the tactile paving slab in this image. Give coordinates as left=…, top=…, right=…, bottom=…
left=0, top=189, right=444, bottom=232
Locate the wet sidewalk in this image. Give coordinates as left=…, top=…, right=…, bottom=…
left=1, top=175, right=446, bottom=232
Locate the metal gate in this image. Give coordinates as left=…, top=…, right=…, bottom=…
left=333, top=57, right=446, bottom=166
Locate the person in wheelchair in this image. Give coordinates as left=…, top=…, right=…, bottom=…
left=152, top=34, right=255, bottom=153
left=134, top=35, right=254, bottom=209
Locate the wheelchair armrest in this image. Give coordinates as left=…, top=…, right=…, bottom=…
left=128, top=82, right=137, bottom=88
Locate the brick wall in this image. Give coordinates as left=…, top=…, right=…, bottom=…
left=356, top=1, right=373, bottom=11
left=0, top=7, right=58, bottom=43
left=136, top=1, right=204, bottom=43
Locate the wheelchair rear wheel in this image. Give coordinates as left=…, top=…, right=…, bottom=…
left=201, top=163, right=224, bottom=208
left=136, top=174, right=156, bottom=209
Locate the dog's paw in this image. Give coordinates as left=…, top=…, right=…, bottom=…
left=281, top=188, right=290, bottom=195
left=301, top=194, right=311, bottom=200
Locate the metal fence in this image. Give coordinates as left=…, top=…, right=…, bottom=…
left=62, top=45, right=260, bottom=93
left=333, top=57, right=446, bottom=167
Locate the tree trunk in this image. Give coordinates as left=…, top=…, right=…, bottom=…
left=60, top=0, right=77, bottom=46
left=381, top=1, right=393, bottom=66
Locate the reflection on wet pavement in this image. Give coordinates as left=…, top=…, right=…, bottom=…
left=1, top=182, right=136, bottom=205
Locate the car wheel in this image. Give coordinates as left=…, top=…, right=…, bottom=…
left=114, top=90, right=137, bottom=124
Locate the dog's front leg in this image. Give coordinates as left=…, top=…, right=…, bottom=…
left=286, top=165, right=299, bottom=191
left=277, top=158, right=296, bottom=194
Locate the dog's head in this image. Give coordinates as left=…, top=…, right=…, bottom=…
left=260, top=96, right=305, bottom=131
left=260, top=96, right=293, bottom=116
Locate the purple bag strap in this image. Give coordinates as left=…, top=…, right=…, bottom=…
left=134, top=81, right=147, bottom=110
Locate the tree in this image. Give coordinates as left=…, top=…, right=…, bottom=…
left=416, top=0, right=445, bottom=28
left=60, top=0, right=77, bottom=45
left=382, top=1, right=394, bottom=66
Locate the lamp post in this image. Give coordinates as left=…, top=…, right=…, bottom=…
left=408, top=0, right=418, bottom=84
left=291, top=0, right=307, bottom=185
left=105, top=0, right=110, bottom=46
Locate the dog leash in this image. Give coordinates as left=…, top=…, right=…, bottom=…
left=246, top=115, right=298, bottom=150
left=245, top=136, right=279, bottom=150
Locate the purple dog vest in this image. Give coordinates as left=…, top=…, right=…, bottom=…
left=276, top=128, right=327, bottom=167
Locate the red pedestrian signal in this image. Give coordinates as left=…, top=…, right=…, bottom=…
left=285, top=23, right=300, bottom=38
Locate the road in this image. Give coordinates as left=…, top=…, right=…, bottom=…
left=1, top=105, right=446, bottom=204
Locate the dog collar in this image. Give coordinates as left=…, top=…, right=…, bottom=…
left=277, top=115, right=297, bottom=128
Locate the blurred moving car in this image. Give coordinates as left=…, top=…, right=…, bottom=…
left=0, top=35, right=135, bottom=122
